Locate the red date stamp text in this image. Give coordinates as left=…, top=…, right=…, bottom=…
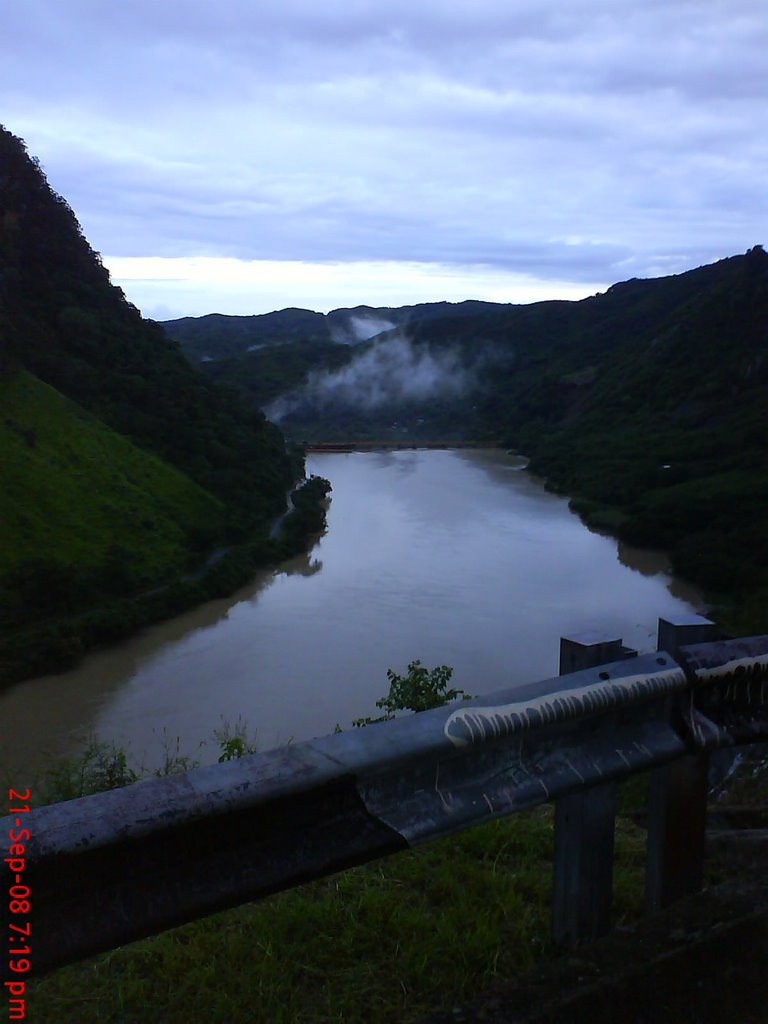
left=4, top=789, right=30, bottom=1021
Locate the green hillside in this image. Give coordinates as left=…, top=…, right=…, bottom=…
left=493, top=250, right=768, bottom=598
left=0, top=125, right=293, bottom=534
left=200, top=337, right=357, bottom=409
left=0, top=367, right=329, bottom=685
left=162, top=308, right=332, bottom=362
left=0, top=126, right=315, bottom=682
left=417, top=251, right=768, bottom=609
left=0, top=370, right=223, bottom=596
left=162, top=300, right=511, bottom=366
left=168, top=249, right=768, bottom=619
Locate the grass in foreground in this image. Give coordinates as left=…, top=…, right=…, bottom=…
left=26, top=806, right=646, bottom=1023
left=21, top=676, right=648, bottom=1023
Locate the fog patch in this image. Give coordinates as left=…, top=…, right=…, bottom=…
left=266, top=331, right=477, bottom=421
left=349, top=314, right=396, bottom=342
left=329, top=313, right=397, bottom=345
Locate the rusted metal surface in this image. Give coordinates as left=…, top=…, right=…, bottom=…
left=356, top=654, right=688, bottom=844
left=678, top=635, right=768, bottom=745
left=3, top=634, right=768, bottom=977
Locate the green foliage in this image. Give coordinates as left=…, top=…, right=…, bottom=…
left=199, top=337, right=356, bottom=410
left=158, top=243, right=768, bottom=613
left=379, top=660, right=466, bottom=714
left=35, top=739, right=139, bottom=805
left=273, top=474, right=332, bottom=559
left=0, top=123, right=293, bottom=574
left=22, top=795, right=647, bottom=1022
left=214, top=716, right=259, bottom=762
left=162, top=307, right=332, bottom=363
left=0, top=371, right=223, bottom=598
left=0, top=471, right=331, bottom=688
left=217, top=736, right=250, bottom=762
left=354, top=659, right=469, bottom=726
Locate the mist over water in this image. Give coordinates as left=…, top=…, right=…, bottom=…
left=267, top=329, right=478, bottom=421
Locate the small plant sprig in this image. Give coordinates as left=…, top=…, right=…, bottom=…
left=353, top=659, right=470, bottom=727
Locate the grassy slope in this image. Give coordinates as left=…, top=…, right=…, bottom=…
left=25, top=806, right=646, bottom=1023
left=1, top=126, right=292, bottom=537
left=0, top=369, right=223, bottom=585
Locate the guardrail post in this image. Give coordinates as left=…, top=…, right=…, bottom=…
left=646, top=614, right=717, bottom=912
left=553, top=633, right=637, bottom=944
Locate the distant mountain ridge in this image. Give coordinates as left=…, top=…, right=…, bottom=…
left=161, top=299, right=509, bottom=362
left=163, top=248, right=768, bottom=606
left=2, top=117, right=765, bottom=656
left=159, top=249, right=768, bottom=443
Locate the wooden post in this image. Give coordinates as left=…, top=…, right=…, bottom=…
left=552, top=632, right=637, bottom=945
left=645, top=614, right=717, bottom=913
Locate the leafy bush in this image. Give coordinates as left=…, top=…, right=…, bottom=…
left=354, top=659, right=470, bottom=726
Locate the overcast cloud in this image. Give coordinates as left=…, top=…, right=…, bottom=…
left=2, top=0, right=766, bottom=317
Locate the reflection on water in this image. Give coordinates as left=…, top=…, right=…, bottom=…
left=617, top=541, right=670, bottom=577
left=0, top=450, right=705, bottom=781
left=0, top=549, right=321, bottom=781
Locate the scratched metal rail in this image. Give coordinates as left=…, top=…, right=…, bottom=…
left=4, top=634, right=768, bottom=977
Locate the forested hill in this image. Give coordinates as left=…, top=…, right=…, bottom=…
left=0, top=125, right=292, bottom=531
left=161, top=252, right=768, bottom=451
left=463, top=247, right=768, bottom=606
left=162, top=248, right=768, bottom=612
left=163, top=299, right=504, bottom=364
left=0, top=125, right=298, bottom=682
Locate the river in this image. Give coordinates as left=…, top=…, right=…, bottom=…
left=0, top=449, right=705, bottom=782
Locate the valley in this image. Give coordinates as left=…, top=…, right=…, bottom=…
left=1, top=120, right=766, bottom=703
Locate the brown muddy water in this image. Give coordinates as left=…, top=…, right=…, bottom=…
left=0, top=450, right=704, bottom=782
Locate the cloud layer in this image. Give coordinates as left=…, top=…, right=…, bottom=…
left=3, top=1, right=766, bottom=315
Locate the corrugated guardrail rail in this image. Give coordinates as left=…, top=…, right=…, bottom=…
left=3, top=615, right=768, bottom=977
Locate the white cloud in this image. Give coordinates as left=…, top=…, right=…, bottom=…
left=105, top=256, right=604, bottom=319
left=2, top=0, right=765, bottom=315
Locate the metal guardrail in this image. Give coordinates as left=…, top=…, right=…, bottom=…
left=3, top=616, right=768, bottom=978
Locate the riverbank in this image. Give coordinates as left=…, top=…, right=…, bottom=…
left=493, top=440, right=765, bottom=638
left=517, top=435, right=768, bottom=638
left=560, top=486, right=768, bottom=638
left=0, top=475, right=331, bottom=690
left=0, top=449, right=707, bottom=778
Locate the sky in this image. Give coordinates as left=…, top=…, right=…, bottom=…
left=2, top=0, right=766, bottom=319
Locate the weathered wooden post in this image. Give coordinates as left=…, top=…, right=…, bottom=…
left=645, top=613, right=718, bottom=912
left=552, top=632, right=637, bottom=944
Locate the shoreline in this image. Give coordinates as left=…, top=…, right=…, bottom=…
left=0, top=475, right=331, bottom=692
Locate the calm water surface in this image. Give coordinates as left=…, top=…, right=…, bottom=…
left=0, top=450, right=704, bottom=780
